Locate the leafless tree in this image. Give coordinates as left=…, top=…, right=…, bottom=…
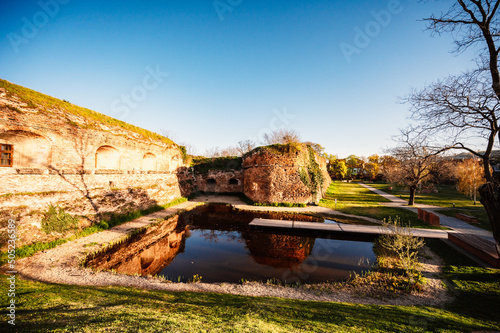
left=263, top=129, right=301, bottom=145
left=386, top=131, right=441, bottom=206
left=204, top=147, right=222, bottom=158
left=220, top=146, right=240, bottom=157
left=179, top=142, right=197, bottom=156
left=379, top=155, right=401, bottom=184
left=237, top=140, right=256, bottom=155
left=405, top=70, right=500, bottom=181
left=410, top=0, right=500, bottom=253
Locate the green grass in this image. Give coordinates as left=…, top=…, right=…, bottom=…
left=426, top=239, right=500, bottom=323
left=1, top=269, right=499, bottom=332
left=249, top=143, right=303, bottom=156
left=1, top=200, right=499, bottom=331
left=319, top=181, right=443, bottom=229
left=0, top=197, right=188, bottom=266
left=191, top=156, right=242, bottom=174
left=0, top=79, right=176, bottom=147
left=370, top=183, right=491, bottom=231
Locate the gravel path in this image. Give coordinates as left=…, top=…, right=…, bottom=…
left=4, top=198, right=451, bottom=307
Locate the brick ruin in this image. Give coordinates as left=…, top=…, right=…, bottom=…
left=0, top=80, right=330, bottom=249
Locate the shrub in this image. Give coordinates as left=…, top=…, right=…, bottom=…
left=378, top=216, right=425, bottom=276
left=41, top=205, right=80, bottom=234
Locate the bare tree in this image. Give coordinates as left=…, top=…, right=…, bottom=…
left=237, top=140, right=256, bottom=155
left=405, top=70, right=500, bottom=181
left=220, top=146, right=240, bottom=157
left=411, top=0, right=500, bottom=253
left=380, top=155, right=401, bottom=184
left=387, top=131, right=441, bottom=206
left=263, top=129, right=301, bottom=145
left=204, top=147, right=222, bottom=158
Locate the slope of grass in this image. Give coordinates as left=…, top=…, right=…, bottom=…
left=0, top=79, right=176, bottom=147
left=1, top=272, right=499, bottom=332
left=319, top=181, right=441, bottom=229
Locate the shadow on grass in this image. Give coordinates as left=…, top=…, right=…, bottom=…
left=1, top=276, right=499, bottom=332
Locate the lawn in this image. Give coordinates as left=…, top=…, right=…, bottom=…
left=319, top=181, right=442, bottom=229
left=1, top=240, right=499, bottom=332
left=369, top=183, right=491, bottom=231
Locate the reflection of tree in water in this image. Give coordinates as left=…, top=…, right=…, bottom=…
left=196, top=229, right=244, bottom=244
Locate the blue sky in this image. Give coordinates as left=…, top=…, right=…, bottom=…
left=0, top=0, right=479, bottom=157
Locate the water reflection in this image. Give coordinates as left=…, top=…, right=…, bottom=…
left=86, top=204, right=376, bottom=283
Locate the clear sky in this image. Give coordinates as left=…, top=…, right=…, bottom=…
left=0, top=0, right=480, bottom=158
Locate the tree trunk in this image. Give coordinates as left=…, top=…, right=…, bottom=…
left=478, top=182, right=500, bottom=256
left=408, top=185, right=417, bottom=206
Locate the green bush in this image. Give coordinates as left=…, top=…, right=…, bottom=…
left=299, top=146, right=325, bottom=196
left=41, top=205, right=80, bottom=234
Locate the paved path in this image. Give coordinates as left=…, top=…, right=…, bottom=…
left=358, top=183, right=496, bottom=243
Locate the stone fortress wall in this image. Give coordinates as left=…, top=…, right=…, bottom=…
left=0, top=80, right=330, bottom=250
left=0, top=84, right=188, bottom=249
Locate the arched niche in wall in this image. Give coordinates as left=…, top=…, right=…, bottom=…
left=142, top=153, right=157, bottom=171
left=95, top=145, right=120, bottom=170
left=0, top=130, right=51, bottom=168
left=206, top=178, right=217, bottom=192
left=229, top=178, right=239, bottom=185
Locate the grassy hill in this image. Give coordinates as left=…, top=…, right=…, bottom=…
left=0, top=79, right=177, bottom=147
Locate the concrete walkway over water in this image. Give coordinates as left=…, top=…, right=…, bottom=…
left=249, top=218, right=450, bottom=239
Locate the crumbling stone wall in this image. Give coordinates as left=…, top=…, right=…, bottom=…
left=194, top=170, right=243, bottom=193
left=242, top=144, right=331, bottom=205
left=0, top=86, right=190, bottom=249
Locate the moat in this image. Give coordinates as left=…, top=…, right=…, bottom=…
left=86, top=204, right=376, bottom=283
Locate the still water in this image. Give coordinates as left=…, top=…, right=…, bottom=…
left=86, top=204, right=376, bottom=283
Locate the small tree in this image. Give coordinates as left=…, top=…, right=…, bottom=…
left=380, top=155, right=401, bottom=184
left=378, top=217, right=425, bottom=277
left=346, top=155, right=363, bottom=178
left=387, top=131, right=441, bottom=205
left=303, top=141, right=325, bottom=156
left=327, top=156, right=348, bottom=180
left=237, top=140, right=256, bottom=155
left=364, top=154, right=380, bottom=180
left=456, top=158, right=486, bottom=204
left=263, top=129, right=301, bottom=145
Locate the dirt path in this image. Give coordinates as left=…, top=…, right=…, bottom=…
left=3, top=197, right=451, bottom=307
